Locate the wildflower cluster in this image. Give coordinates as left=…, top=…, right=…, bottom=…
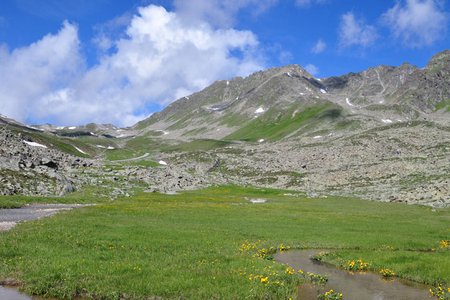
left=429, top=285, right=450, bottom=300
left=439, top=240, right=450, bottom=249
left=248, top=274, right=270, bottom=284
left=239, top=241, right=290, bottom=260
left=306, top=272, right=328, bottom=285
left=344, top=259, right=369, bottom=271
left=379, top=268, right=395, bottom=278
left=278, top=243, right=290, bottom=252
left=239, top=240, right=259, bottom=252
left=255, top=247, right=277, bottom=260
left=240, top=264, right=303, bottom=299
left=318, top=289, right=343, bottom=300
left=285, top=266, right=295, bottom=275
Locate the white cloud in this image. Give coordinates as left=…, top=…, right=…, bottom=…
left=382, top=0, right=448, bottom=47
left=0, top=5, right=264, bottom=126
left=0, top=21, right=84, bottom=123
left=173, top=0, right=278, bottom=28
left=311, top=39, right=326, bottom=54
left=305, top=64, right=319, bottom=76
left=338, top=12, right=378, bottom=48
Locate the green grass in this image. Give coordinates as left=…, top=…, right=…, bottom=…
left=164, top=139, right=235, bottom=152
left=435, top=99, right=450, bottom=112
left=0, top=186, right=448, bottom=299
left=225, top=103, right=338, bottom=142
left=0, top=186, right=109, bottom=208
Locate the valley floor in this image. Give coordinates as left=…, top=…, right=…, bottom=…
left=0, top=186, right=448, bottom=299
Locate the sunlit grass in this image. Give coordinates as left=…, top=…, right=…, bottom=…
left=0, top=185, right=448, bottom=299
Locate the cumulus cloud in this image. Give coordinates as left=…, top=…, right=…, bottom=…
left=338, top=12, right=378, bottom=48
left=0, top=5, right=264, bottom=126
left=311, top=39, right=326, bottom=54
left=173, top=0, right=278, bottom=28
left=305, top=64, right=319, bottom=76
left=0, top=21, right=84, bottom=123
left=382, top=0, right=448, bottom=47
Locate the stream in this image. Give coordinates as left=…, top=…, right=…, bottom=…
left=0, top=204, right=91, bottom=299
left=0, top=286, right=33, bottom=300
left=274, top=250, right=431, bottom=300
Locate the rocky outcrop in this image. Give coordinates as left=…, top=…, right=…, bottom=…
left=0, top=127, right=93, bottom=196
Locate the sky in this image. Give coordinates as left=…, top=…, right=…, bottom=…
left=0, top=0, right=449, bottom=126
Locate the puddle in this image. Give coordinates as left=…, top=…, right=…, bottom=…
left=0, top=286, right=32, bottom=300
left=274, top=250, right=431, bottom=300
left=0, top=204, right=91, bottom=232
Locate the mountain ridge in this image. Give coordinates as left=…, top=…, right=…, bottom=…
left=1, top=50, right=450, bottom=207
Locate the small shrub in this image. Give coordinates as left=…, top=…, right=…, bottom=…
left=318, top=289, right=343, bottom=300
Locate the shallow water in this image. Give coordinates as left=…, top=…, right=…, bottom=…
left=274, top=250, right=431, bottom=300
left=0, top=286, right=32, bottom=300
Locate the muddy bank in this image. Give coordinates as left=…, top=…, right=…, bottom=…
left=274, top=250, right=430, bottom=300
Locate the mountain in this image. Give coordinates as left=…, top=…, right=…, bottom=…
left=1, top=50, right=450, bottom=207
left=135, top=50, right=450, bottom=142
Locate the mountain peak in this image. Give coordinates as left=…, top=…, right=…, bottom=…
left=426, top=49, right=450, bottom=71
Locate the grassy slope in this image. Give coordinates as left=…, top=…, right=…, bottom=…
left=225, top=103, right=337, bottom=142
left=0, top=186, right=448, bottom=299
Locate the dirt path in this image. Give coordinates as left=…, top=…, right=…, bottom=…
left=111, top=152, right=150, bottom=162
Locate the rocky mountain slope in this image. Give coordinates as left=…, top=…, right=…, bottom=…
left=1, top=50, right=450, bottom=207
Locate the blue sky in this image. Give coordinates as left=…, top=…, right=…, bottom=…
left=0, top=0, right=449, bottom=126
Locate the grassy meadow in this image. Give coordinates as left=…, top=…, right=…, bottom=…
left=0, top=185, right=449, bottom=299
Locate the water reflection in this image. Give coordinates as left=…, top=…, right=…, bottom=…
left=274, top=250, right=431, bottom=300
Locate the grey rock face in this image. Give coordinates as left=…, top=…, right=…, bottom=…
left=0, top=127, right=93, bottom=196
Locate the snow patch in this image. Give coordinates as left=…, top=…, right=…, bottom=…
left=345, top=98, right=355, bottom=107
left=90, top=132, right=95, bottom=136
left=255, top=107, right=265, bottom=114
left=157, top=130, right=169, bottom=135
left=235, top=96, right=239, bottom=100
left=158, top=160, right=168, bottom=166
left=96, top=145, right=106, bottom=149
left=107, top=146, right=115, bottom=150
left=382, top=119, right=393, bottom=124
left=313, top=136, right=322, bottom=139
left=258, top=139, right=265, bottom=143
left=249, top=199, right=267, bottom=204
left=320, top=89, right=327, bottom=94
left=185, top=96, right=189, bottom=100
left=299, top=92, right=305, bottom=96
left=56, top=126, right=64, bottom=130
left=74, top=146, right=87, bottom=155
left=226, top=80, right=230, bottom=86
left=23, top=140, right=47, bottom=148
left=286, top=72, right=292, bottom=78
left=68, top=126, right=76, bottom=130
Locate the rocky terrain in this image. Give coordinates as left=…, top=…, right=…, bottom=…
left=1, top=50, right=449, bottom=207
left=0, top=126, right=94, bottom=196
